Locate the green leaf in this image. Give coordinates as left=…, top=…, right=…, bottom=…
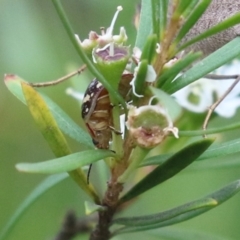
left=22, top=81, right=72, bottom=157
left=149, top=87, right=182, bottom=121
left=133, top=60, right=148, bottom=99
left=163, top=37, right=240, bottom=94
left=85, top=201, right=106, bottom=215
left=190, top=158, right=240, bottom=171
left=135, top=0, right=153, bottom=49
left=20, top=81, right=99, bottom=203
left=4, top=74, right=93, bottom=148
left=16, top=149, right=115, bottom=174
left=157, top=52, right=202, bottom=88
left=114, top=198, right=217, bottom=226
left=0, top=174, right=68, bottom=240
left=179, top=122, right=240, bottom=137
left=158, top=0, right=168, bottom=40
left=142, top=138, right=240, bottom=166
left=120, top=139, right=214, bottom=203
left=114, top=180, right=240, bottom=234
left=173, top=0, right=212, bottom=46
left=196, top=138, right=240, bottom=161
left=141, top=34, right=157, bottom=64
left=179, top=12, right=240, bottom=52
left=175, top=0, right=195, bottom=16
left=180, top=0, right=199, bottom=18
left=145, top=227, right=229, bottom=240
left=151, top=0, right=160, bottom=39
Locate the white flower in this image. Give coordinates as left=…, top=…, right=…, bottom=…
left=173, top=60, right=240, bottom=118
left=75, top=6, right=127, bottom=51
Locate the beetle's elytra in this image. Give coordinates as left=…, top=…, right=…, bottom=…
left=81, top=73, right=133, bottom=149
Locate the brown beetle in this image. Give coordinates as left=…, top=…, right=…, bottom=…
left=81, top=73, right=133, bottom=149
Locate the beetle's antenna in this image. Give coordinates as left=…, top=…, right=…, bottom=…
left=87, top=164, right=93, bottom=184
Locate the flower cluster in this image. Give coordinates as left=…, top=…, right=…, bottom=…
left=69, top=6, right=179, bottom=149
left=75, top=6, right=127, bottom=53
left=173, top=60, right=240, bottom=118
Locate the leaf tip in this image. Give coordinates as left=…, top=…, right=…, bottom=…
left=4, top=74, right=17, bottom=82
left=15, top=163, right=26, bottom=172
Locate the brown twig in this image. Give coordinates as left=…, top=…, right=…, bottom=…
left=54, top=210, right=93, bottom=240
left=202, top=75, right=240, bottom=136
left=154, top=0, right=182, bottom=75
left=29, top=64, right=87, bottom=87
left=89, top=135, right=134, bottom=240
left=205, top=73, right=238, bottom=80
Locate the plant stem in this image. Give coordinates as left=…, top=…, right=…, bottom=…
left=89, top=135, right=134, bottom=239
left=118, top=147, right=149, bottom=183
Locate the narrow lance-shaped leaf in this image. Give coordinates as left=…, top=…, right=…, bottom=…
left=135, top=0, right=153, bottom=49
left=158, top=0, right=168, bottom=40
left=151, top=0, right=160, bottom=39
left=163, top=37, right=240, bottom=94
left=140, top=34, right=157, bottom=64
left=4, top=74, right=93, bottom=148
left=142, top=138, right=240, bottom=166
left=189, top=158, right=240, bottom=171
left=180, top=0, right=198, bottom=18
left=0, top=174, right=68, bottom=240
left=133, top=60, right=148, bottom=100
left=156, top=52, right=202, bottom=88
left=120, top=139, right=214, bottom=203
left=173, top=0, right=212, bottom=46
left=16, top=150, right=116, bottom=174
left=114, top=180, right=240, bottom=235
left=22, top=81, right=71, bottom=157
left=21, top=82, right=100, bottom=203
left=174, top=0, right=195, bottom=16
left=179, top=12, right=240, bottom=52
left=114, top=198, right=217, bottom=227
left=147, top=227, right=227, bottom=240
left=149, top=87, right=182, bottom=121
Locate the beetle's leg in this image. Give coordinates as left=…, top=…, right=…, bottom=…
left=109, top=126, right=122, bottom=135
left=28, top=64, right=87, bottom=87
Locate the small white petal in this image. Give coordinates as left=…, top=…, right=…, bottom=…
left=75, top=34, right=82, bottom=44
left=174, top=60, right=240, bottom=118
left=66, top=87, right=84, bottom=101
left=130, top=78, right=144, bottom=98
left=145, top=65, right=157, bottom=83
left=164, top=126, right=179, bottom=138
left=132, top=47, right=142, bottom=62
left=215, top=98, right=240, bottom=118
left=156, top=43, right=161, bottom=54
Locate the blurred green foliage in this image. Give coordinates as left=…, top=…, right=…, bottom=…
left=1, top=1, right=240, bottom=239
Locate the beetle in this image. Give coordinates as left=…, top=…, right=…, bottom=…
left=81, top=73, right=133, bottom=149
